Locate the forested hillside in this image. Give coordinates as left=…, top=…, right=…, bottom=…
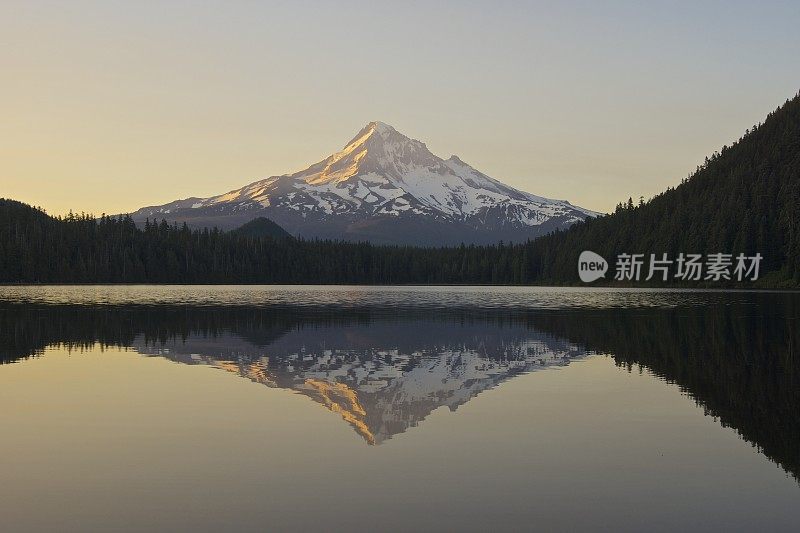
left=526, top=91, right=800, bottom=285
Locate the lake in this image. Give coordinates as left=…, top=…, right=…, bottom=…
left=1, top=286, right=798, bottom=532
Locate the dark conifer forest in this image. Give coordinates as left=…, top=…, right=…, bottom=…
left=1, top=92, right=798, bottom=286
left=527, top=91, right=800, bottom=286
left=0, top=199, right=538, bottom=284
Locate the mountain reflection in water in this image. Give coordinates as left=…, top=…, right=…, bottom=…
left=1, top=293, right=798, bottom=480
left=136, top=326, right=585, bottom=445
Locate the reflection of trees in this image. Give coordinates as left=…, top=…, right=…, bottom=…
left=0, top=305, right=564, bottom=365
left=0, top=305, right=370, bottom=364
left=1, top=296, right=798, bottom=479
left=527, top=297, right=800, bottom=482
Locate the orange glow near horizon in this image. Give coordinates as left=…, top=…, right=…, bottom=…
left=2, top=2, right=799, bottom=216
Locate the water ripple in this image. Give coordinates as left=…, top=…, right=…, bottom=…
left=0, top=284, right=791, bottom=310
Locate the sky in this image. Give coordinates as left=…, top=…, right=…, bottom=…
left=2, top=0, right=799, bottom=216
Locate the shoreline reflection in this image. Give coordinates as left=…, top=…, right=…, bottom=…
left=1, top=295, right=798, bottom=479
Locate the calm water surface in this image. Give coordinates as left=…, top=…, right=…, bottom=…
left=0, top=286, right=798, bottom=532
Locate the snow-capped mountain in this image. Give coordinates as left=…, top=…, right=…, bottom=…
left=130, top=121, right=599, bottom=245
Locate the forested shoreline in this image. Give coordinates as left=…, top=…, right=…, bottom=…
left=0, top=196, right=796, bottom=287
left=0, top=200, right=540, bottom=285
left=2, top=92, right=799, bottom=287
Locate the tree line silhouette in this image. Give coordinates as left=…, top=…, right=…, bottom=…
left=0, top=200, right=536, bottom=284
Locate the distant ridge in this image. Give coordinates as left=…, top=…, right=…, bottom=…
left=233, top=217, right=291, bottom=240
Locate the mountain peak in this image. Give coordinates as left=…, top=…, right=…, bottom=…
left=316, top=120, right=437, bottom=187
left=366, top=121, right=395, bottom=135
left=341, top=121, right=403, bottom=153
left=345, top=120, right=401, bottom=146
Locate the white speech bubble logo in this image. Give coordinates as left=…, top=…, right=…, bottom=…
left=578, top=251, right=608, bottom=282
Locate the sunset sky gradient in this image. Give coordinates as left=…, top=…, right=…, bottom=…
left=2, top=0, right=799, bottom=215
